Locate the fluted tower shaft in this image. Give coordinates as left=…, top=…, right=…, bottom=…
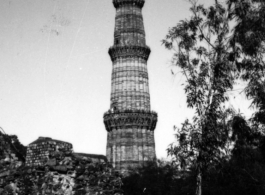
left=104, top=0, right=157, bottom=170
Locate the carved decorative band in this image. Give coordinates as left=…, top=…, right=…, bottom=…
left=113, top=0, right=145, bottom=8
left=103, top=110, right=157, bottom=132
left=115, top=14, right=143, bottom=20
left=114, top=28, right=145, bottom=37
left=109, top=46, right=150, bottom=61
left=112, top=70, right=149, bottom=79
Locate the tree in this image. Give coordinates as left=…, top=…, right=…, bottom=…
left=122, top=160, right=177, bottom=195
left=0, top=127, right=26, bottom=162
left=201, top=115, right=265, bottom=195
left=163, top=1, right=235, bottom=194
left=122, top=160, right=195, bottom=195
left=163, top=0, right=265, bottom=194
left=227, top=0, right=265, bottom=129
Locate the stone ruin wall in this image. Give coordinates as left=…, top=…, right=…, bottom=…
left=25, top=137, right=73, bottom=166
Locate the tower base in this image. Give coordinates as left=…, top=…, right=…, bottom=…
left=104, top=110, right=157, bottom=169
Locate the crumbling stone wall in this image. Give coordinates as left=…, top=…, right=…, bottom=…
left=1, top=135, right=122, bottom=195
left=0, top=150, right=123, bottom=195
left=25, top=137, right=73, bottom=166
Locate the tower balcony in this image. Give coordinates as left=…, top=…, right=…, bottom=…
left=103, top=109, right=157, bottom=132
left=108, top=45, right=150, bottom=61
left=113, top=0, right=145, bottom=9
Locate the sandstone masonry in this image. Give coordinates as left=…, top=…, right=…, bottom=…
left=104, top=0, right=157, bottom=170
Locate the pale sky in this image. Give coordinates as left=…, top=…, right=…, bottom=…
left=0, top=0, right=251, bottom=159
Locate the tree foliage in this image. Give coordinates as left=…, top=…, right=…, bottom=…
left=122, top=160, right=196, bottom=195
left=227, top=0, right=265, bottom=128
left=202, top=115, right=265, bottom=195
left=163, top=0, right=236, bottom=194
left=163, top=0, right=265, bottom=194
left=0, top=129, right=26, bottom=162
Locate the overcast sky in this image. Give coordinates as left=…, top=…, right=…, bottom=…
left=0, top=0, right=251, bottom=159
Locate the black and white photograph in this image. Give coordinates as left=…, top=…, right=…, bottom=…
left=0, top=0, right=264, bottom=194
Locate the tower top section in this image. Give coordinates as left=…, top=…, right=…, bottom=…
left=113, top=0, right=145, bottom=9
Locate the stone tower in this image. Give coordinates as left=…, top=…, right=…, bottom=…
left=103, top=0, right=157, bottom=170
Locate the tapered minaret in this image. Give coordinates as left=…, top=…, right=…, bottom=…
left=103, top=0, right=157, bottom=170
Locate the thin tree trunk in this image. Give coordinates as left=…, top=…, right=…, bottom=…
left=196, top=168, right=202, bottom=195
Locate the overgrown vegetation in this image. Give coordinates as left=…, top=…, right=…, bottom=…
left=162, top=0, right=265, bottom=194
left=121, top=120, right=265, bottom=195
left=0, top=130, right=123, bottom=195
